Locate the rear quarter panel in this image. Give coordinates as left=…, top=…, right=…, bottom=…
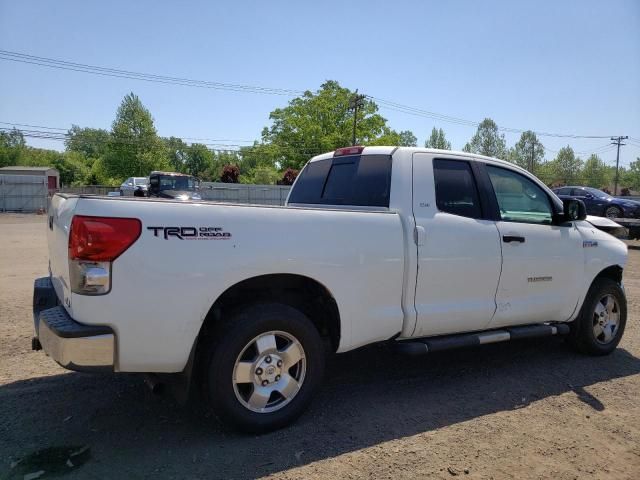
left=68, top=198, right=405, bottom=372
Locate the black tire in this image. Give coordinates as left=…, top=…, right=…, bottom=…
left=605, top=206, right=622, bottom=219
left=568, top=278, right=626, bottom=355
left=203, top=303, right=325, bottom=433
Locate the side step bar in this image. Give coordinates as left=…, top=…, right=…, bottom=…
left=393, top=323, right=570, bottom=355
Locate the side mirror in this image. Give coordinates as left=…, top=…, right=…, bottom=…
left=584, top=193, right=593, bottom=199
left=562, top=198, right=587, bottom=221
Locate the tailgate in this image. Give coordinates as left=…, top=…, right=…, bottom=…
left=47, top=194, right=79, bottom=309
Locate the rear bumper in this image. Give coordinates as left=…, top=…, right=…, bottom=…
left=33, top=277, right=115, bottom=372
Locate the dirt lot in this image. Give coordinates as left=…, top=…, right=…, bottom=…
left=1, top=214, right=639, bottom=480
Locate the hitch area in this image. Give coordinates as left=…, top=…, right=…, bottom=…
left=393, top=323, right=570, bottom=355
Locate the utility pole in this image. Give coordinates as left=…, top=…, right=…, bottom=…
left=349, top=90, right=366, bottom=146
left=530, top=142, right=535, bottom=175
left=611, top=136, right=628, bottom=195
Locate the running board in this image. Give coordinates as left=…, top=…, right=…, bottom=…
left=393, top=323, right=571, bottom=356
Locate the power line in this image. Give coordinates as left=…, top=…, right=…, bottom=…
left=0, top=121, right=331, bottom=148
left=542, top=143, right=615, bottom=156
left=0, top=50, right=304, bottom=96
left=0, top=121, right=67, bottom=131
left=369, top=95, right=614, bottom=139
left=0, top=49, right=623, bottom=141
left=0, top=127, right=329, bottom=156
left=3, top=125, right=622, bottom=162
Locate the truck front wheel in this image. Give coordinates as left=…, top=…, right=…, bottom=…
left=568, top=278, right=627, bottom=355
left=204, top=303, right=325, bottom=433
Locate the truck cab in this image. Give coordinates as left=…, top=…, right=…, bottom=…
left=147, top=171, right=201, bottom=200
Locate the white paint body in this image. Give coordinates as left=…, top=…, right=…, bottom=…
left=46, top=148, right=628, bottom=373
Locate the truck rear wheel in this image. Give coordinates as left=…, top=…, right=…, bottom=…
left=204, top=303, right=325, bottom=433
left=568, top=278, right=626, bottom=355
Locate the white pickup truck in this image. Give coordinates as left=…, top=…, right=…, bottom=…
left=33, top=146, right=628, bottom=432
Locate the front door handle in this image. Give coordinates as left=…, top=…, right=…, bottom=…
left=503, top=235, right=525, bottom=243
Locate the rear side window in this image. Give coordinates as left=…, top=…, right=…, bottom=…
left=288, top=154, right=392, bottom=207
left=433, top=159, right=482, bottom=219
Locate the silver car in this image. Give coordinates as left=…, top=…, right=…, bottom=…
left=119, top=177, right=149, bottom=196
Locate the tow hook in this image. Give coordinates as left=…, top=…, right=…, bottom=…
left=31, top=337, right=42, bottom=351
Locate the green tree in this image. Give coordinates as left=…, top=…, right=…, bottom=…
left=52, top=151, right=91, bottom=186
left=65, top=126, right=110, bottom=158
left=185, top=143, right=213, bottom=177
left=103, top=93, right=169, bottom=180
left=463, top=118, right=507, bottom=159
left=424, top=127, right=451, bottom=150
left=239, top=142, right=286, bottom=172
left=551, top=146, right=583, bottom=185
left=369, top=128, right=418, bottom=147
left=398, top=130, right=418, bottom=147
left=240, top=165, right=281, bottom=185
left=163, top=136, right=189, bottom=172
left=581, top=154, right=610, bottom=188
left=259, top=80, right=414, bottom=169
left=623, top=158, right=640, bottom=191
left=534, top=161, right=557, bottom=186
left=0, top=128, right=26, bottom=167
left=507, top=130, right=544, bottom=173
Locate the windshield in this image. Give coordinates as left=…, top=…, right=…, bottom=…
left=158, top=175, right=196, bottom=191
left=134, top=178, right=148, bottom=186
left=584, top=187, right=611, bottom=199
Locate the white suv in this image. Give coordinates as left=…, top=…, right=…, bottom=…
left=119, top=177, right=149, bottom=196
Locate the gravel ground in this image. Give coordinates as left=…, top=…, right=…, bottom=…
left=1, top=213, right=639, bottom=479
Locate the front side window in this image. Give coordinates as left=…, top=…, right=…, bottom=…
left=486, top=166, right=553, bottom=224
left=433, top=159, right=482, bottom=219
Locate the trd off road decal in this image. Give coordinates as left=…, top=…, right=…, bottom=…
left=147, top=226, right=232, bottom=240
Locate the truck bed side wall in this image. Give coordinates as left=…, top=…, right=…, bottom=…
left=68, top=199, right=406, bottom=372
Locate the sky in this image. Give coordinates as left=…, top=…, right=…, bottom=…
left=1, top=0, right=639, bottom=166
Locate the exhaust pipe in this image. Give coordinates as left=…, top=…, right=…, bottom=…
left=143, top=374, right=164, bottom=394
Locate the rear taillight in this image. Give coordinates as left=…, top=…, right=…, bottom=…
left=69, top=216, right=141, bottom=262
left=69, top=216, right=141, bottom=295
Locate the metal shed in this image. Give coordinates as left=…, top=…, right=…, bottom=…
left=0, top=166, right=60, bottom=212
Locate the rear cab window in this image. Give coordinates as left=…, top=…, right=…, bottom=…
left=288, top=154, right=392, bottom=207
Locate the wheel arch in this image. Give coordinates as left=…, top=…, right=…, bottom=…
left=593, top=264, right=624, bottom=284
left=197, top=273, right=341, bottom=355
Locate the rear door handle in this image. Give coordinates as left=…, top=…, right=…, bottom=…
left=414, top=226, right=426, bottom=246
left=503, top=235, right=525, bottom=243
